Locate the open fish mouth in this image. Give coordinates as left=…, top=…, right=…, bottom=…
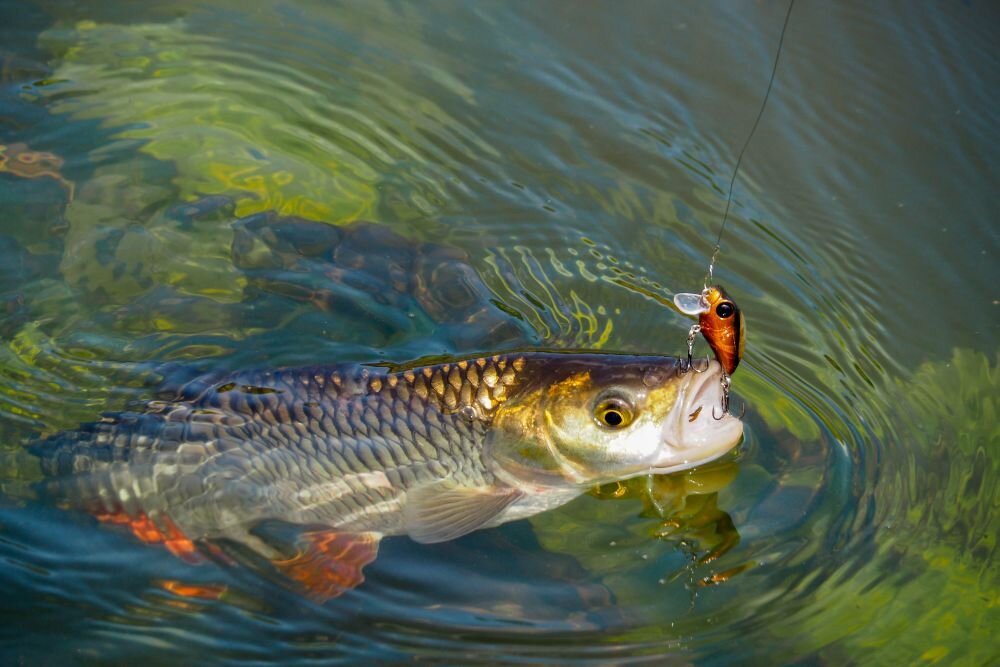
left=653, top=360, right=744, bottom=474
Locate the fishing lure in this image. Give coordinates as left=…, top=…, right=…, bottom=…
left=674, top=286, right=745, bottom=418
left=672, top=0, right=794, bottom=415
left=673, top=286, right=744, bottom=376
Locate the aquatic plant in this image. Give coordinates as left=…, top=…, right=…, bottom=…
left=38, top=20, right=378, bottom=223
left=768, top=347, right=998, bottom=665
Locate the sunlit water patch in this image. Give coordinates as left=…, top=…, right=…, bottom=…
left=0, top=1, right=996, bottom=665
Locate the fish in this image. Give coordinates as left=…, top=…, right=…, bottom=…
left=34, top=351, right=742, bottom=599
left=674, top=285, right=745, bottom=376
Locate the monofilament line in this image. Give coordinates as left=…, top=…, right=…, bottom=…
left=705, top=0, right=795, bottom=286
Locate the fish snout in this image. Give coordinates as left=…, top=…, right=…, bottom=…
left=653, top=360, right=743, bottom=473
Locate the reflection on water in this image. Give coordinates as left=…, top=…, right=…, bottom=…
left=0, top=0, right=996, bottom=664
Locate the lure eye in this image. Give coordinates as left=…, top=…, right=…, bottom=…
left=594, top=398, right=634, bottom=429
left=716, top=301, right=735, bottom=319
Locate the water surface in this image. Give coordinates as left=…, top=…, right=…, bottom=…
left=0, top=1, right=996, bottom=665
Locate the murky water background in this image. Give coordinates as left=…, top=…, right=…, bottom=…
left=1, top=1, right=996, bottom=664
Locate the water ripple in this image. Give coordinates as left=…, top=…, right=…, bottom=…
left=0, top=1, right=995, bottom=664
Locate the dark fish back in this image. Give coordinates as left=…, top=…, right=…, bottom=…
left=34, top=355, right=531, bottom=537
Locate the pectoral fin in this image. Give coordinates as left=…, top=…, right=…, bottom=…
left=403, top=482, right=523, bottom=544
left=274, top=530, right=380, bottom=600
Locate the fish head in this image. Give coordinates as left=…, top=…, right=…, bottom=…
left=487, top=354, right=743, bottom=489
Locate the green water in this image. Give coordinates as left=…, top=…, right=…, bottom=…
left=0, top=1, right=996, bottom=664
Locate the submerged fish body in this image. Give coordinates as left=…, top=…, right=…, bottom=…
left=36, top=351, right=742, bottom=596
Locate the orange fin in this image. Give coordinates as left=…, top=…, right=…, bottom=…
left=274, top=530, right=380, bottom=600
left=94, top=510, right=201, bottom=564
left=159, top=579, right=227, bottom=600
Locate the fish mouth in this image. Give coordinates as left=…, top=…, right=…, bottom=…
left=652, top=360, right=744, bottom=474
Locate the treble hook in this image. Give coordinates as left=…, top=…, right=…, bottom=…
left=712, top=372, right=745, bottom=419
left=680, top=324, right=709, bottom=373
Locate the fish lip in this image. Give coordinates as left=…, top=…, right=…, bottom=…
left=654, top=361, right=743, bottom=472
left=647, top=442, right=734, bottom=475
left=689, top=365, right=718, bottom=406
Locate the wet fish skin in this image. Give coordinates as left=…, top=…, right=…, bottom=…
left=36, top=351, right=742, bottom=553
left=41, top=355, right=514, bottom=540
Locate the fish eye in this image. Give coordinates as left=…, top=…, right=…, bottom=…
left=593, top=397, right=634, bottom=429
left=716, top=302, right=735, bottom=319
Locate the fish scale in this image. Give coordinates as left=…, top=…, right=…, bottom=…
left=34, top=349, right=743, bottom=592
left=37, top=353, right=531, bottom=539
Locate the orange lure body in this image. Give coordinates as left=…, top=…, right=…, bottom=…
left=698, top=286, right=745, bottom=376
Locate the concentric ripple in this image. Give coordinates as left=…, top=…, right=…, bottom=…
left=0, top=1, right=996, bottom=665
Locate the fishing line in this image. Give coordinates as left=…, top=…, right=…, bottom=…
left=705, top=0, right=795, bottom=286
